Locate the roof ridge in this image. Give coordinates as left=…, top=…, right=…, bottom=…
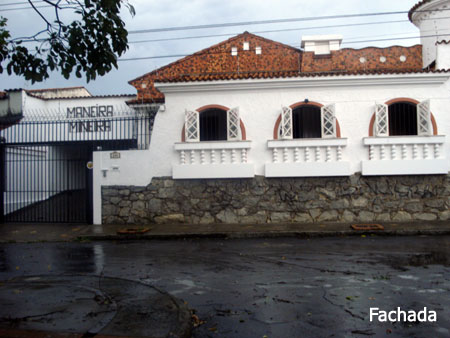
left=26, top=86, right=88, bottom=93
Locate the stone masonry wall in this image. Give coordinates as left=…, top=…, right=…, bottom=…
left=102, top=174, right=450, bottom=224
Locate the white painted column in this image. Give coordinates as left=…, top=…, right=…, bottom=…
left=93, top=151, right=103, bottom=225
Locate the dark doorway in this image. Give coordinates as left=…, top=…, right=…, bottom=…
left=200, top=108, right=227, bottom=141
left=292, top=105, right=322, bottom=138
left=388, top=102, right=418, bottom=136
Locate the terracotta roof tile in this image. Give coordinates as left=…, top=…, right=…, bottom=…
left=129, top=32, right=428, bottom=103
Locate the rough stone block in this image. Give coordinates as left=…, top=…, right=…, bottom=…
left=271, top=212, right=292, bottom=223
left=293, top=213, right=313, bottom=223
left=358, top=211, right=375, bottom=222
left=392, top=211, right=412, bottom=222
left=317, top=210, right=338, bottom=222
left=413, top=213, right=437, bottom=221
left=216, top=209, right=238, bottom=223
left=154, top=213, right=185, bottom=223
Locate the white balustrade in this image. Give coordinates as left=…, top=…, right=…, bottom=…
left=265, top=138, right=350, bottom=177
left=173, top=141, right=254, bottom=179
left=362, top=136, right=447, bottom=175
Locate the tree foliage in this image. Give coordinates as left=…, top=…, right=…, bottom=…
left=0, top=0, right=135, bottom=83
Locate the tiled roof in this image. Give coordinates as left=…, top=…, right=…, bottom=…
left=437, top=40, right=450, bottom=44
left=155, top=68, right=445, bottom=83
left=129, top=32, right=300, bottom=104
left=408, top=0, right=433, bottom=21
left=129, top=32, right=426, bottom=103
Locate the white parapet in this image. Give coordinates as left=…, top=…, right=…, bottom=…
left=173, top=140, right=254, bottom=179
left=265, top=138, right=350, bottom=177
left=362, top=135, right=448, bottom=175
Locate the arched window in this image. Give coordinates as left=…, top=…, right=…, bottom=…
left=184, top=105, right=242, bottom=142
left=372, top=99, right=434, bottom=136
left=277, top=102, right=338, bottom=139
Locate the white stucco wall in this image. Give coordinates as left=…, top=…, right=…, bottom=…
left=436, top=43, right=450, bottom=70
left=410, top=0, right=450, bottom=67
left=95, top=72, right=450, bottom=186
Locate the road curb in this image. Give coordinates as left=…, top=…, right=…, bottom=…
left=76, top=229, right=450, bottom=242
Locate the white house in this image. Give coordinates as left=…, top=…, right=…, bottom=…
left=2, top=0, right=450, bottom=225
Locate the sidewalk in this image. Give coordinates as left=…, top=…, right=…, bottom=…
left=1, top=220, right=450, bottom=243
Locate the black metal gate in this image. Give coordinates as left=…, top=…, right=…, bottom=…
left=1, top=111, right=153, bottom=224
left=2, top=143, right=93, bottom=223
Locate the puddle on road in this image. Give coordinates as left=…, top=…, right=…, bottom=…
left=385, top=251, right=449, bottom=270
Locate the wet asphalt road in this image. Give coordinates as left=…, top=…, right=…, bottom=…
left=0, top=235, right=449, bottom=338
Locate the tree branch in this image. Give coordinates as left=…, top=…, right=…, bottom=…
left=28, top=0, right=53, bottom=32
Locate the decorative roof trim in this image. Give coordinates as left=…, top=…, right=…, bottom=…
left=155, top=72, right=450, bottom=93
left=25, top=92, right=136, bottom=101
left=409, top=0, right=448, bottom=22
left=154, top=68, right=444, bottom=83
left=26, top=86, right=89, bottom=94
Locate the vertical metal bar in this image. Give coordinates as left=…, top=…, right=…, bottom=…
left=0, top=140, right=5, bottom=224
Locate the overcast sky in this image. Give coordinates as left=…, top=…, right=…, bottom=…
left=0, top=0, right=422, bottom=95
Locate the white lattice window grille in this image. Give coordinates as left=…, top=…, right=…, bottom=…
left=227, top=107, right=240, bottom=141
left=280, top=106, right=293, bottom=139
left=375, top=103, right=389, bottom=136
left=184, top=110, right=200, bottom=142
left=320, top=104, right=336, bottom=138
left=417, top=99, right=432, bottom=136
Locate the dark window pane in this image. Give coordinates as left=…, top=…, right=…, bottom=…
left=388, top=102, right=417, bottom=136
left=292, top=105, right=321, bottom=138
left=200, top=109, right=227, bottom=141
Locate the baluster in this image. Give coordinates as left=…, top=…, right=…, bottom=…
left=326, top=146, right=331, bottom=162
left=434, top=143, right=440, bottom=159
left=231, top=149, right=237, bottom=164
left=305, top=147, right=311, bottom=162
left=221, top=149, right=226, bottom=164
left=180, top=150, right=186, bottom=165
left=413, top=144, right=418, bottom=159
left=402, top=144, right=407, bottom=159
left=273, top=148, right=279, bottom=163
left=369, top=145, right=374, bottom=161
left=337, top=146, right=342, bottom=162
left=380, top=145, right=386, bottom=160
left=315, top=147, right=321, bottom=162
left=190, top=150, right=196, bottom=164
left=200, top=150, right=206, bottom=165
left=391, top=145, right=396, bottom=160
left=241, top=148, right=247, bottom=163
left=283, top=148, right=289, bottom=163
left=423, top=144, right=429, bottom=159
left=294, top=147, right=300, bottom=163
left=211, top=150, right=216, bottom=164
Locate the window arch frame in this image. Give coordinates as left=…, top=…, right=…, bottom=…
left=368, top=98, right=438, bottom=136
left=273, top=101, right=342, bottom=139
left=181, top=104, right=247, bottom=142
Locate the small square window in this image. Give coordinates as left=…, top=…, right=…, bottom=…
left=231, top=47, right=238, bottom=56
left=255, top=46, right=262, bottom=55
left=243, top=42, right=249, bottom=50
